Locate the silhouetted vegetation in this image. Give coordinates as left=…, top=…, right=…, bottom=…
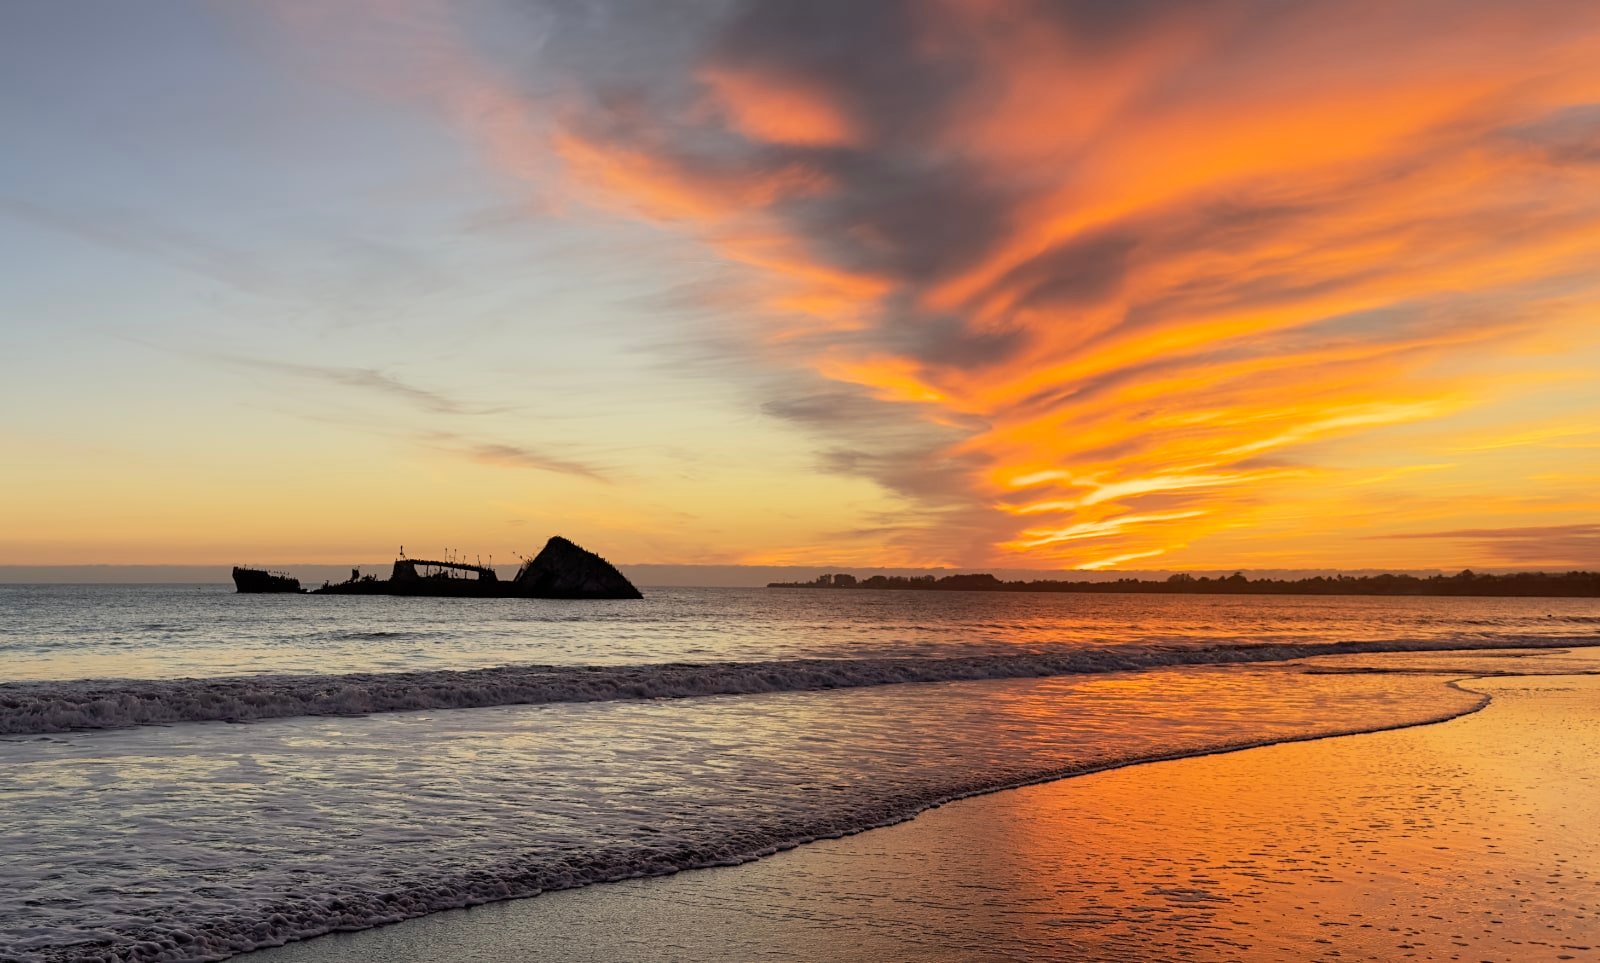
left=768, top=570, right=1600, bottom=597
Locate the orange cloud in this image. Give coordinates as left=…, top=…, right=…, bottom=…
left=702, top=67, right=859, bottom=147
left=357, top=0, right=1600, bottom=568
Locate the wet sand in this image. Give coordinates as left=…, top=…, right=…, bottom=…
left=247, top=654, right=1600, bottom=962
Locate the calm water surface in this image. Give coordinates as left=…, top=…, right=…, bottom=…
left=2, top=583, right=1596, bottom=680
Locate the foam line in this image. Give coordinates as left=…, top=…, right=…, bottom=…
left=1, top=635, right=1589, bottom=736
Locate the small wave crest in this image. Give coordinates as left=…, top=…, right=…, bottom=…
left=0, top=635, right=1589, bottom=736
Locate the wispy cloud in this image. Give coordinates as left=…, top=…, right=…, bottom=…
left=217, top=355, right=505, bottom=416
left=0, top=197, right=282, bottom=297
left=218, top=355, right=610, bottom=481
left=453, top=439, right=611, bottom=483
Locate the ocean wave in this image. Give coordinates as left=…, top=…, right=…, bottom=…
left=0, top=634, right=1589, bottom=736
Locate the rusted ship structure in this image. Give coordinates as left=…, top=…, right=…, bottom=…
left=317, top=556, right=501, bottom=597
left=233, top=536, right=642, bottom=600
left=231, top=567, right=303, bottom=594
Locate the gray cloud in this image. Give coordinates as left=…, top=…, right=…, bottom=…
left=999, top=231, right=1138, bottom=314
left=1376, top=524, right=1600, bottom=567
left=761, top=389, right=888, bottom=428
left=453, top=440, right=611, bottom=483
left=1503, top=103, right=1600, bottom=166
left=711, top=0, right=973, bottom=145
left=877, top=306, right=1033, bottom=369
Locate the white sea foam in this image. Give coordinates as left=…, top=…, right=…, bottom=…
left=0, top=635, right=1590, bottom=736
left=0, top=663, right=1496, bottom=963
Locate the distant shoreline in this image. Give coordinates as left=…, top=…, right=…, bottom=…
left=769, top=570, right=1600, bottom=597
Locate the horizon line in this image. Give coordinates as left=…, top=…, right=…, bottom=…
left=1, top=562, right=1587, bottom=589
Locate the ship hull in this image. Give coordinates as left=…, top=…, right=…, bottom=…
left=232, top=567, right=303, bottom=594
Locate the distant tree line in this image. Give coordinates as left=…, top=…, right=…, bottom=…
left=767, top=570, right=1600, bottom=597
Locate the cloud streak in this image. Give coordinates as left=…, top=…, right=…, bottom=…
left=215, top=355, right=511, bottom=416
left=1377, top=525, right=1600, bottom=568
left=454, top=440, right=611, bottom=483
left=275, top=0, right=1600, bottom=566
left=218, top=355, right=610, bottom=481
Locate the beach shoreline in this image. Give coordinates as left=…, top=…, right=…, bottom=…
left=241, top=650, right=1600, bottom=962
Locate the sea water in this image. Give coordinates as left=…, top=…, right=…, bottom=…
left=0, top=585, right=1596, bottom=961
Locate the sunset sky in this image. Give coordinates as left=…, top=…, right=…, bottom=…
left=3, top=0, right=1598, bottom=571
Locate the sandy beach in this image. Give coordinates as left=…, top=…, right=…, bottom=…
left=241, top=649, right=1600, bottom=962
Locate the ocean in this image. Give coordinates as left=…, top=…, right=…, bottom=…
left=2, top=584, right=1597, bottom=962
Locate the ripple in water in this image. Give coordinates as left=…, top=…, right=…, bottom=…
left=3, top=585, right=1598, bottom=681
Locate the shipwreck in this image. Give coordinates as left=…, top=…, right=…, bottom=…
left=232, top=536, right=642, bottom=600
left=230, top=567, right=303, bottom=594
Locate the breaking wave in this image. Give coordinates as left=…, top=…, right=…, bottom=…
left=1, top=634, right=1589, bottom=736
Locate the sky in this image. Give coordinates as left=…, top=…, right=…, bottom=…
left=2, top=0, right=1598, bottom=572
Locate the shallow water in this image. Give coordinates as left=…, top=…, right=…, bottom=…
left=2, top=664, right=1483, bottom=962
left=308, top=671, right=1593, bottom=963
left=1, top=587, right=1596, bottom=962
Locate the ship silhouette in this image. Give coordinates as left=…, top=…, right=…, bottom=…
left=232, top=536, right=641, bottom=599
left=230, top=567, right=302, bottom=594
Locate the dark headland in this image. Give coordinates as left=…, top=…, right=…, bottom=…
left=769, top=570, right=1600, bottom=597
left=233, top=536, right=642, bottom=599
